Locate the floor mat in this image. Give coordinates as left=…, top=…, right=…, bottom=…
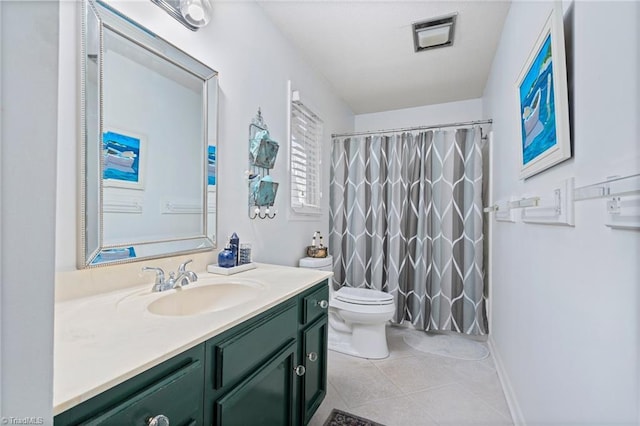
left=402, top=330, right=489, bottom=360
left=323, top=408, right=386, bottom=426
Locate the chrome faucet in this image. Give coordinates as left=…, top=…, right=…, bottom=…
left=142, top=266, right=169, bottom=292
left=142, top=259, right=198, bottom=292
left=173, top=259, right=199, bottom=288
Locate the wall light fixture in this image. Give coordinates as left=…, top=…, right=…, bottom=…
left=151, top=0, right=212, bottom=31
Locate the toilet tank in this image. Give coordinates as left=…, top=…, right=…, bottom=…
left=298, top=255, right=333, bottom=271
left=299, top=255, right=333, bottom=290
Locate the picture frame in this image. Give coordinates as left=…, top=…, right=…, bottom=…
left=102, top=129, right=147, bottom=189
left=516, top=3, right=571, bottom=179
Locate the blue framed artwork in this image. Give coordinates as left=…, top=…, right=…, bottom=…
left=103, top=129, right=146, bottom=189
left=516, top=3, right=571, bottom=179
left=208, top=145, right=216, bottom=186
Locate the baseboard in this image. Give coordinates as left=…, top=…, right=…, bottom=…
left=488, top=336, right=526, bottom=426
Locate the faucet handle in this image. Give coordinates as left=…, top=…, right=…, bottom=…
left=142, top=267, right=165, bottom=285
left=178, top=259, right=193, bottom=272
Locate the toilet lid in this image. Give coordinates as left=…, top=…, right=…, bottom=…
left=335, top=287, right=394, bottom=305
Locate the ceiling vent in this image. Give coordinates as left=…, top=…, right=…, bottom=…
left=412, top=13, right=457, bottom=52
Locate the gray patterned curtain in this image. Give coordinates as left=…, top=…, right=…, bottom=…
left=329, top=127, right=488, bottom=335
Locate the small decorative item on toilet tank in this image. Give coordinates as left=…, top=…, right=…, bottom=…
left=306, top=231, right=327, bottom=258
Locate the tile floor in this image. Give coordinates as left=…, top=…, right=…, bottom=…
left=309, top=326, right=514, bottom=426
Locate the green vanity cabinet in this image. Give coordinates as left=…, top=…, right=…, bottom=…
left=205, top=280, right=329, bottom=425
left=55, top=280, right=329, bottom=426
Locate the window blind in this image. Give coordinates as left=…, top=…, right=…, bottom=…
left=290, top=100, right=323, bottom=215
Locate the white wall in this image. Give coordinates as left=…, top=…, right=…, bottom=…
left=1, top=1, right=58, bottom=422
left=354, top=98, right=483, bottom=132
left=483, top=1, right=639, bottom=423
left=55, top=1, right=353, bottom=289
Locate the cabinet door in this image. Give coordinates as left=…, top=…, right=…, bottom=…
left=214, top=339, right=298, bottom=426
left=300, top=316, right=328, bottom=425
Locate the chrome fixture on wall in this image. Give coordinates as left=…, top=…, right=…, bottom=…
left=151, top=0, right=212, bottom=31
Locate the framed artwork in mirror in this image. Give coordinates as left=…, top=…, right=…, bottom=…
left=92, top=247, right=136, bottom=264
left=208, top=145, right=216, bottom=186
left=102, top=129, right=146, bottom=189
left=516, top=2, right=571, bottom=179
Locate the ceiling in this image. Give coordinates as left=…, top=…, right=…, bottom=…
left=258, top=1, right=511, bottom=114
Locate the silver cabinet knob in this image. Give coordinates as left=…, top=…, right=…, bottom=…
left=307, top=352, right=318, bottom=362
left=316, top=300, right=328, bottom=309
left=147, top=415, right=169, bottom=426
left=294, top=365, right=306, bottom=376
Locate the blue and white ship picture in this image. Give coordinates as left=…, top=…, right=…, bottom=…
left=519, top=34, right=556, bottom=166
left=103, top=131, right=141, bottom=183
left=208, top=145, right=216, bottom=186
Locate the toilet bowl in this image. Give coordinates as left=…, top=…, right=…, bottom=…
left=298, top=256, right=396, bottom=360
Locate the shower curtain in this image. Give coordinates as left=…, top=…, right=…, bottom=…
left=329, top=127, right=488, bottom=335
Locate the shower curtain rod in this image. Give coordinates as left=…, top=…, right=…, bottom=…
left=331, top=118, right=493, bottom=139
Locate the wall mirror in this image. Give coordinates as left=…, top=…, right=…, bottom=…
left=80, top=0, right=218, bottom=268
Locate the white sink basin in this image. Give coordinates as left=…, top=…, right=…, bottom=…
left=147, top=281, right=263, bottom=317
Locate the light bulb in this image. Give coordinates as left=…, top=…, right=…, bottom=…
left=180, top=0, right=212, bottom=27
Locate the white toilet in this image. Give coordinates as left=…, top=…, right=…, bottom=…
left=299, top=256, right=396, bottom=359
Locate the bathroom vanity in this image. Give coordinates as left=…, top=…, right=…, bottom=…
left=53, top=265, right=330, bottom=425
left=64, top=3, right=331, bottom=424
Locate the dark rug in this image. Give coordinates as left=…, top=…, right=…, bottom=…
left=323, top=408, right=386, bottom=426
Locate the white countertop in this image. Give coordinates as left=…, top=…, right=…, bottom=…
left=53, top=263, right=332, bottom=415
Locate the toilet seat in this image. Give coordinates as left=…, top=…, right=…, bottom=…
left=335, top=287, right=393, bottom=306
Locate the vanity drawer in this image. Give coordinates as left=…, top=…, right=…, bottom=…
left=80, top=361, right=202, bottom=425
left=56, top=345, right=205, bottom=426
left=213, top=301, right=297, bottom=389
left=301, top=281, right=329, bottom=325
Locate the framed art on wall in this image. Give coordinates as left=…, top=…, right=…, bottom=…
left=516, top=3, right=571, bottom=179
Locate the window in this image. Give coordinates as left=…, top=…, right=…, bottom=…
left=290, top=93, right=323, bottom=215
